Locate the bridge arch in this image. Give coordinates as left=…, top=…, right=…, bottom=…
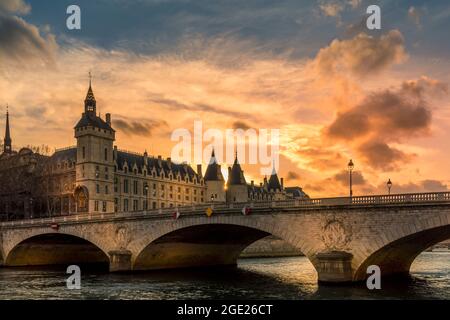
left=129, top=215, right=319, bottom=272
left=4, top=232, right=110, bottom=268
left=353, top=215, right=450, bottom=281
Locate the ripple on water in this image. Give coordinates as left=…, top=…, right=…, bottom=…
left=0, top=252, right=448, bottom=300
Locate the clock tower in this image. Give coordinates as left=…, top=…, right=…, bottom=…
left=74, top=76, right=115, bottom=213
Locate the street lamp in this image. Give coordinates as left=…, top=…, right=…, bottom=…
left=348, top=159, right=354, bottom=199
left=144, top=183, right=149, bottom=195
left=211, top=194, right=214, bottom=203
left=387, top=179, right=393, bottom=195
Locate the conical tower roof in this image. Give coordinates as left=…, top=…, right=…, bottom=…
left=204, top=149, right=224, bottom=181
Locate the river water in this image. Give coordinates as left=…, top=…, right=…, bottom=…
left=0, top=252, right=448, bottom=300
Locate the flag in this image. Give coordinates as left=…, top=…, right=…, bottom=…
left=173, top=208, right=180, bottom=219
left=206, top=207, right=213, bottom=217
left=241, top=206, right=251, bottom=216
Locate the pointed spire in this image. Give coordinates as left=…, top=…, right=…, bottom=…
left=268, top=158, right=281, bottom=191
left=271, top=159, right=277, bottom=175
left=209, top=147, right=217, bottom=164
left=84, top=71, right=96, bottom=114
left=3, top=105, right=12, bottom=153
left=228, top=148, right=246, bottom=185
left=204, top=147, right=224, bottom=181
left=233, top=147, right=239, bottom=165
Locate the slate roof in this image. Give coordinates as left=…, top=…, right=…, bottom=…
left=268, top=173, right=282, bottom=191
left=227, top=155, right=246, bottom=186
left=285, top=187, right=309, bottom=198
left=50, top=148, right=77, bottom=162
left=204, top=149, right=224, bottom=181
left=116, top=151, right=200, bottom=181
left=74, top=113, right=114, bottom=131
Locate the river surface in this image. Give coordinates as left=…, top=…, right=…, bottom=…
left=0, top=252, right=448, bottom=300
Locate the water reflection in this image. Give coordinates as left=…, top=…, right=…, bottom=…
left=0, top=252, right=448, bottom=300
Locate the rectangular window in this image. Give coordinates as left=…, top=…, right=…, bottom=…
left=96, top=184, right=100, bottom=194
left=133, top=200, right=138, bottom=211
left=114, top=198, right=118, bottom=212
left=152, top=202, right=157, bottom=209
left=102, top=201, right=107, bottom=212
left=124, top=199, right=129, bottom=212
left=94, top=200, right=99, bottom=212
left=143, top=200, right=148, bottom=210
left=124, top=179, right=129, bottom=193
left=133, top=181, right=138, bottom=195
left=105, top=185, right=109, bottom=194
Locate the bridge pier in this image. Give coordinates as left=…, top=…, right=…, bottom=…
left=315, top=251, right=354, bottom=284
left=108, top=250, right=132, bottom=272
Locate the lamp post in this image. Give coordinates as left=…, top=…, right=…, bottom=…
left=387, top=179, right=392, bottom=195
left=348, top=159, right=354, bottom=200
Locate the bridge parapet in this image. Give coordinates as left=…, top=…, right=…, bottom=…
left=2, top=192, right=450, bottom=229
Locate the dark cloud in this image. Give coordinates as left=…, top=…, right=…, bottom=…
left=357, top=141, right=413, bottom=171
left=25, top=106, right=47, bottom=119
left=232, top=121, right=251, bottom=130
left=297, top=148, right=345, bottom=170
left=149, top=96, right=255, bottom=120
left=333, top=169, right=366, bottom=186
left=326, top=86, right=433, bottom=141
left=286, top=171, right=300, bottom=181
left=324, top=77, right=448, bottom=170
left=0, top=0, right=57, bottom=65
left=113, top=118, right=167, bottom=137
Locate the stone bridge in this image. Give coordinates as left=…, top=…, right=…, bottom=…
left=1, top=192, right=449, bottom=283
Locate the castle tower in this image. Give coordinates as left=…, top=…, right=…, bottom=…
left=3, top=106, right=12, bottom=154
left=226, top=151, right=248, bottom=203
left=204, top=149, right=226, bottom=202
left=74, top=75, right=115, bottom=213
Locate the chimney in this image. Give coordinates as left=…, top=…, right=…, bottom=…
left=106, top=113, right=111, bottom=125
left=280, top=177, right=284, bottom=190
left=197, top=164, right=202, bottom=177
left=251, top=180, right=254, bottom=187
left=228, top=166, right=232, bottom=178
left=113, top=145, right=118, bottom=161
left=260, top=182, right=263, bottom=188
left=167, top=157, right=172, bottom=169
left=144, top=150, right=148, bottom=166
left=157, top=155, right=162, bottom=167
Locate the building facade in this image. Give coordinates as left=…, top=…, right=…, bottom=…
left=0, top=81, right=307, bottom=220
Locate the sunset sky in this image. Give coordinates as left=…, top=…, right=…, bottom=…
left=1, top=0, right=450, bottom=197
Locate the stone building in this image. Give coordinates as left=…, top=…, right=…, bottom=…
left=203, top=151, right=308, bottom=203
left=0, top=80, right=307, bottom=220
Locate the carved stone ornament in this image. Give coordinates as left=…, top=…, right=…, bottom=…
left=322, top=219, right=351, bottom=250
left=116, top=226, right=131, bottom=249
